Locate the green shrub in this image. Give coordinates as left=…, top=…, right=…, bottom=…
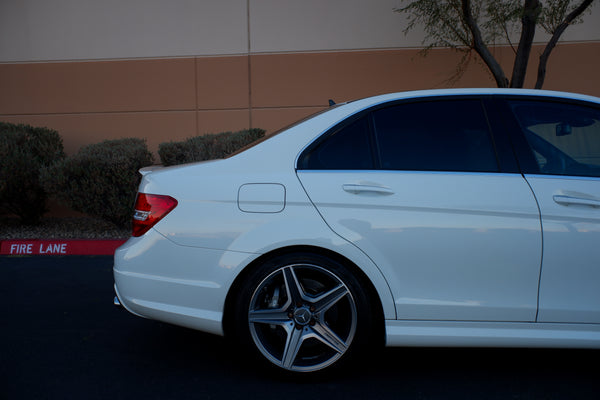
left=0, top=122, right=65, bottom=225
left=159, top=128, right=265, bottom=166
left=42, top=138, right=154, bottom=228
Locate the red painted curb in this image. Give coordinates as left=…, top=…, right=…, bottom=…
left=0, top=239, right=127, bottom=256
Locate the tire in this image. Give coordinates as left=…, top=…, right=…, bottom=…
left=231, top=252, right=375, bottom=373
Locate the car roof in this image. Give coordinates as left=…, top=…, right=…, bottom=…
left=347, top=88, right=600, bottom=108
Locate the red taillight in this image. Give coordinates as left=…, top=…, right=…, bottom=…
left=132, top=193, right=178, bottom=237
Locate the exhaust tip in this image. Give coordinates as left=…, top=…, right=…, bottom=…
left=113, top=296, right=122, bottom=307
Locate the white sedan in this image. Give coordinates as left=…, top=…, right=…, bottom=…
left=114, top=88, right=600, bottom=373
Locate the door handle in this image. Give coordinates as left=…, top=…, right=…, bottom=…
left=553, top=195, right=600, bottom=208
left=342, top=184, right=394, bottom=195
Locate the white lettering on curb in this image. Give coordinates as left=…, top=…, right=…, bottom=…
left=39, top=243, right=67, bottom=254
left=8, top=242, right=68, bottom=255
left=10, top=244, right=33, bottom=254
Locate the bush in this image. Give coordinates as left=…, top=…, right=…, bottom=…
left=158, top=128, right=265, bottom=166
left=0, top=122, right=65, bottom=225
left=42, top=138, right=154, bottom=228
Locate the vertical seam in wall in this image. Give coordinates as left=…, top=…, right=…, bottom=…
left=194, top=57, right=199, bottom=136
left=247, top=0, right=253, bottom=129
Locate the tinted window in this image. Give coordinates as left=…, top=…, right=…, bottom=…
left=372, top=100, right=498, bottom=172
left=299, top=117, right=374, bottom=169
left=509, top=100, right=600, bottom=177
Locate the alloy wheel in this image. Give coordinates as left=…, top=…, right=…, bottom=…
left=248, top=263, right=358, bottom=372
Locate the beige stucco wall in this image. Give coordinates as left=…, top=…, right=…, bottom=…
left=2, top=0, right=599, bottom=62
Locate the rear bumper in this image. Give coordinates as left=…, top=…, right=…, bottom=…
left=112, top=229, right=256, bottom=336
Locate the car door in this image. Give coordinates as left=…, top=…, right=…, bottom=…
left=506, top=98, right=600, bottom=324
left=297, top=97, right=542, bottom=322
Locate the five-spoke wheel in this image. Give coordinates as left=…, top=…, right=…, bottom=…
left=231, top=253, right=373, bottom=373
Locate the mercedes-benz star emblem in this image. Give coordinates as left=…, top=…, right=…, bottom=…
left=293, top=308, right=312, bottom=325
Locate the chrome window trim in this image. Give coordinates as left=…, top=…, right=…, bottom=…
left=524, top=174, right=600, bottom=182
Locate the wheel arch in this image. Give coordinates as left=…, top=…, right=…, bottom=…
left=222, top=244, right=386, bottom=346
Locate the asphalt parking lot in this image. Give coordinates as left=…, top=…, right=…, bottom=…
left=2, top=255, right=599, bottom=399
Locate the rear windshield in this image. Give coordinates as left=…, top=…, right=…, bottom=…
left=226, top=105, right=343, bottom=158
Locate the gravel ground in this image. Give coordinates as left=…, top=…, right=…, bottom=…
left=0, top=216, right=130, bottom=240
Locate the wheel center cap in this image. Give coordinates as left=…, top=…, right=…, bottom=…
left=293, top=307, right=312, bottom=326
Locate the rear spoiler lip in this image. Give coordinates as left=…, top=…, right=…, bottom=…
left=139, top=165, right=164, bottom=176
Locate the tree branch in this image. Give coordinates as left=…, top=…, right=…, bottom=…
left=535, top=0, right=595, bottom=89
left=461, top=0, right=509, bottom=87
left=510, top=0, right=541, bottom=88
left=502, top=23, right=517, bottom=55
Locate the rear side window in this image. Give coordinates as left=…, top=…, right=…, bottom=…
left=299, top=117, right=374, bottom=170
left=372, top=100, right=498, bottom=172
left=509, top=100, right=600, bottom=177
